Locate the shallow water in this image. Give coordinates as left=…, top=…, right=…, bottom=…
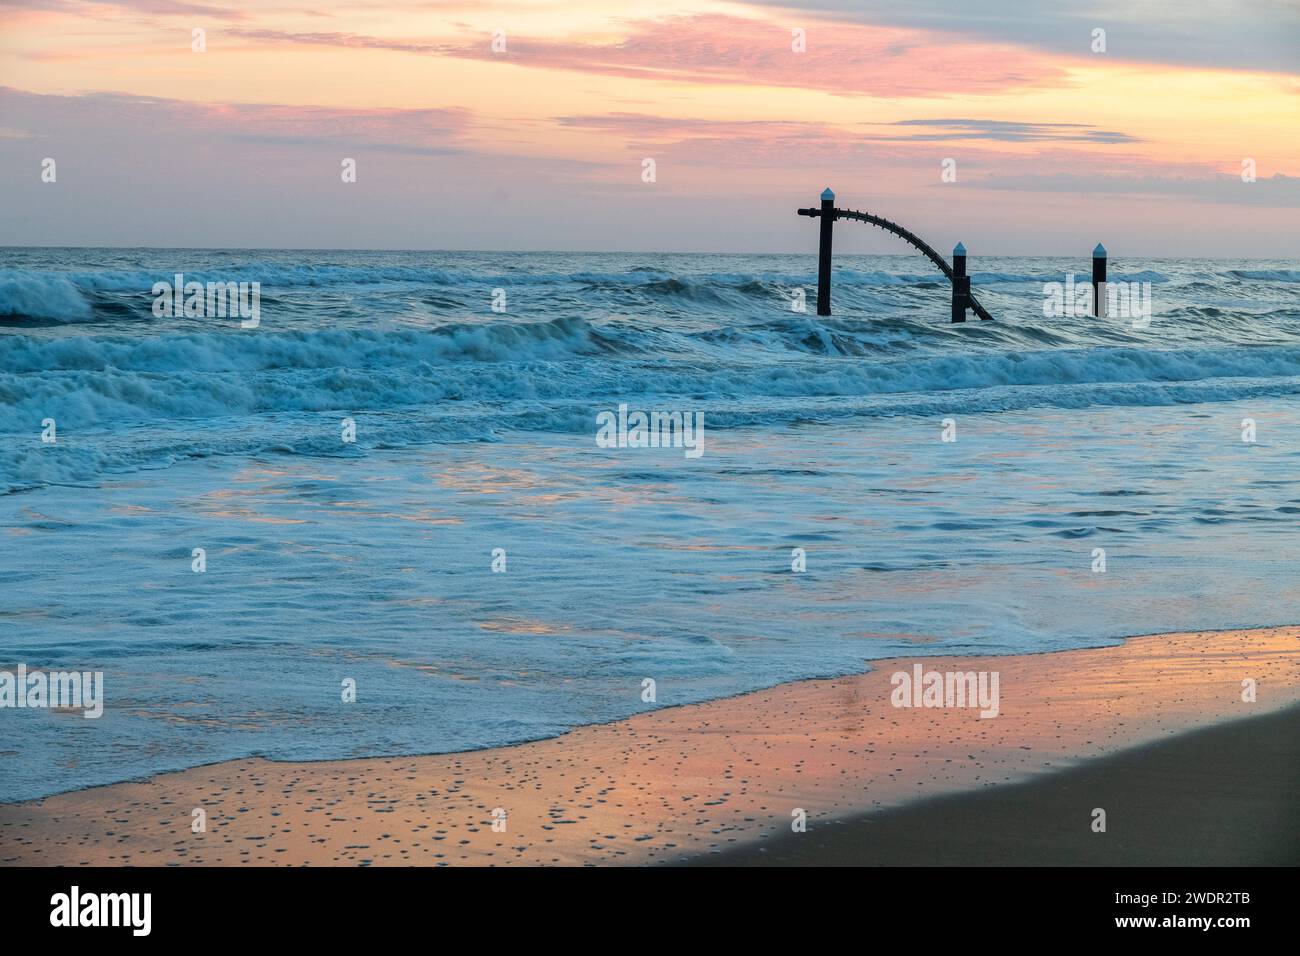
left=2, top=249, right=1298, bottom=800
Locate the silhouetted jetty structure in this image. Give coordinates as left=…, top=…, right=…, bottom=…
left=797, top=188, right=994, bottom=322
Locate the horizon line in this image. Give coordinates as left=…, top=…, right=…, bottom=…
left=2, top=245, right=1292, bottom=262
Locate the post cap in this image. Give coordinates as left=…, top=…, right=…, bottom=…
left=1093, top=243, right=1107, bottom=257
left=953, top=242, right=966, bottom=255
left=821, top=188, right=835, bottom=201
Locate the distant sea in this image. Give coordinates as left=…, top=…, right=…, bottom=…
left=2, top=248, right=1299, bottom=800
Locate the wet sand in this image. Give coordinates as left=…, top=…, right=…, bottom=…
left=2, top=626, right=1298, bottom=866
left=695, top=701, right=1300, bottom=865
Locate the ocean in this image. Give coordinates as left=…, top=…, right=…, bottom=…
left=2, top=248, right=1299, bottom=801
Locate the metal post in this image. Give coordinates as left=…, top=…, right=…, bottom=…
left=951, top=241, right=969, bottom=323
left=1092, top=243, right=1107, bottom=317
left=816, top=188, right=834, bottom=316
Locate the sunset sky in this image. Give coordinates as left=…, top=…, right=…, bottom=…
left=1, top=0, right=1296, bottom=254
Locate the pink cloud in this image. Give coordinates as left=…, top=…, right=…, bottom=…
left=448, top=13, right=1069, bottom=97
left=0, top=86, right=473, bottom=154
left=226, top=13, right=1067, bottom=98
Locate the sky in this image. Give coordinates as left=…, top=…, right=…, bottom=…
left=0, top=0, right=1297, bottom=255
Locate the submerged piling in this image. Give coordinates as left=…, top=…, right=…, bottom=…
left=951, top=242, right=969, bottom=323
left=816, top=188, right=835, bottom=316
left=1092, top=243, right=1107, bottom=317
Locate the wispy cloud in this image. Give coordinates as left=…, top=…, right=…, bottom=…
left=229, top=27, right=445, bottom=56
left=556, top=112, right=1140, bottom=164
left=885, top=119, right=1139, bottom=144
left=227, top=13, right=1067, bottom=98
left=1, top=0, right=248, bottom=20
left=0, top=86, right=473, bottom=155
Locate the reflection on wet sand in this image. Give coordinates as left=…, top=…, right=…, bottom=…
left=3, top=627, right=1296, bottom=866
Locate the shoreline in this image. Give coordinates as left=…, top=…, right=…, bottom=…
left=2, top=626, right=1298, bottom=866
left=8, top=619, right=1297, bottom=808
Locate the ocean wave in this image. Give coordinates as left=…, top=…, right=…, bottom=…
left=5, top=367, right=1300, bottom=496
left=4, top=319, right=1300, bottom=426
left=0, top=263, right=1179, bottom=310
left=0, top=274, right=95, bottom=322
left=1228, top=269, right=1300, bottom=282
left=0, top=316, right=633, bottom=374
left=0, top=264, right=465, bottom=294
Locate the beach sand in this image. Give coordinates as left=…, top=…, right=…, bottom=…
left=696, top=701, right=1300, bottom=865
left=2, top=626, right=1298, bottom=866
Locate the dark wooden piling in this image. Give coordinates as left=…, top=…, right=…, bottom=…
left=816, top=188, right=835, bottom=316
left=1092, top=243, right=1107, bottom=317
left=951, top=241, right=969, bottom=323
